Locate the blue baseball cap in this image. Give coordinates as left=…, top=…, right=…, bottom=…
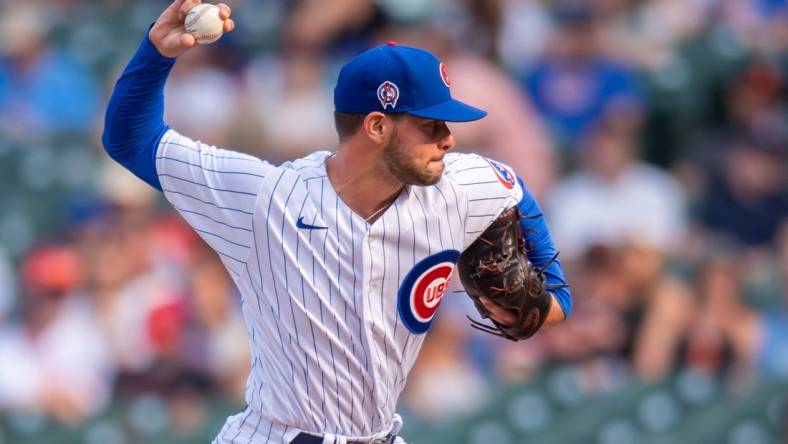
left=334, top=42, right=487, bottom=122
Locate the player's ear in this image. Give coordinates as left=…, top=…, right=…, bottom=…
left=362, top=112, right=390, bottom=145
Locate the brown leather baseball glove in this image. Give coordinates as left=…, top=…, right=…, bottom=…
left=457, top=207, right=562, bottom=341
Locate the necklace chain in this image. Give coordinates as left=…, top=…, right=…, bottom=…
left=364, top=202, right=390, bottom=223
left=326, top=156, right=403, bottom=224
left=365, top=187, right=403, bottom=223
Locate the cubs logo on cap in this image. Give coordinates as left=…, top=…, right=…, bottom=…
left=487, top=159, right=516, bottom=190
left=378, top=81, right=400, bottom=110
left=398, top=250, right=461, bottom=334
left=439, top=63, right=451, bottom=88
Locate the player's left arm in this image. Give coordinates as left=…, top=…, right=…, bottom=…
left=475, top=178, right=572, bottom=326
left=448, top=154, right=571, bottom=325
left=515, top=176, right=571, bottom=323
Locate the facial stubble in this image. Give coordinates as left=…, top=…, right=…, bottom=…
left=383, top=127, right=443, bottom=186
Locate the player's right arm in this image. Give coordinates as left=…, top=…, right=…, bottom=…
left=102, top=0, right=235, bottom=190
left=102, top=0, right=269, bottom=274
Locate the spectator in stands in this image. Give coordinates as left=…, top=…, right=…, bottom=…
left=546, top=117, right=687, bottom=260
left=700, top=133, right=788, bottom=248
left=164, top=45, right=242, bottom=146
left=676, top=60, right=785, bottom=204
left=683, top=255, right=760, bottom=382
left=77, top=164, right=186, bottom=382
left=599, top=0, right=711, bottom=72
left=650, top=223, right=788, bottom=384
left=0, top=2, right=99, bottom=139
left=0, top=245, right=114, bottom=423
left=239, top=0, right=388, bottom=162
left=496, top=0, right=553, bottom=74
left=525, top=241, right=693, bottom=385
left=624, top=240, right=694, bottom=382
left=284, top=0, right=383, bottom=54
left=719, top=0, right=788, bottom=55
left=522, top=0, right=643, bottom=151
left=179, top=243, right=249, bottom=400
left=520, top=244, right=633, bottom=385
left=723, top=61, right=785, bottom=138
left=243, top=49, right=337, bottom=163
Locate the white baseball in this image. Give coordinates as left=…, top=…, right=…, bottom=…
left=184, top=4, right=224, bottom=44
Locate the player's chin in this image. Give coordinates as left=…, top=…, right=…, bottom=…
left=429, top=158, right=445, bottom=171
left=422, top=160, right=444, bottom=184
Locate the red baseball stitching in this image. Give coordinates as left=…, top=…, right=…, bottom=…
left=196, top=32, right=220, bottom=41
left=185, top=6, right=210, bottom=29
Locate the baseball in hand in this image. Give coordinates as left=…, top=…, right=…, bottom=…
left=185, top=4, right=223, bottom=44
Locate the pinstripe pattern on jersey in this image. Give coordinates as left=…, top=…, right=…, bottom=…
left=157, top=130, right=523, bottom=443
left=442, top=152, right=523, bottom=247
left=156, top=131, right=274, bottom=277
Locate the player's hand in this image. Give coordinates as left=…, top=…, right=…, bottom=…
left=149, top=0, right=235, bottom=58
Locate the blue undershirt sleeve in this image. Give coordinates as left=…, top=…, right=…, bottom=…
left=101, top=31, right=176, bottom=191
left=516, top=176, right=572, bottom=318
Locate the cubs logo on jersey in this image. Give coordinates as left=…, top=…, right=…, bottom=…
left=378, top=81, right=400, bottom=110
left=398, top=250, right=461, bottom=334
left=487, top=159, right=516, bottom=190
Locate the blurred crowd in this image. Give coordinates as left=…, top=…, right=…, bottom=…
left=0, top=0, right=786, bottom=435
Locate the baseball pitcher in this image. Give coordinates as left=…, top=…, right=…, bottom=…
left=102, top=1, right=572, bottom=443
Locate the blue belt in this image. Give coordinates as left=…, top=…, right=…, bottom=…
left=290, top=432, right=397, bottom=444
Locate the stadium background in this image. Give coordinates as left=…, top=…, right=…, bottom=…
left=0, top=0, right=786, bottom=442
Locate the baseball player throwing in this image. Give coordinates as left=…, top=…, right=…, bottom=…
left=102, top=1, right=572, bottom=443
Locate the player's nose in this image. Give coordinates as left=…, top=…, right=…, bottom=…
left=438, top=126, right=454, bottom=152
left=440, top=134, right=455, bottom=152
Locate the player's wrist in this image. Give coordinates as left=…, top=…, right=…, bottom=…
left=542, top=293, right=565, bottom=326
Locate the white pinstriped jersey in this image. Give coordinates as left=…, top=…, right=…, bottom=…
left=155, top=129, right=524, bottom=443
